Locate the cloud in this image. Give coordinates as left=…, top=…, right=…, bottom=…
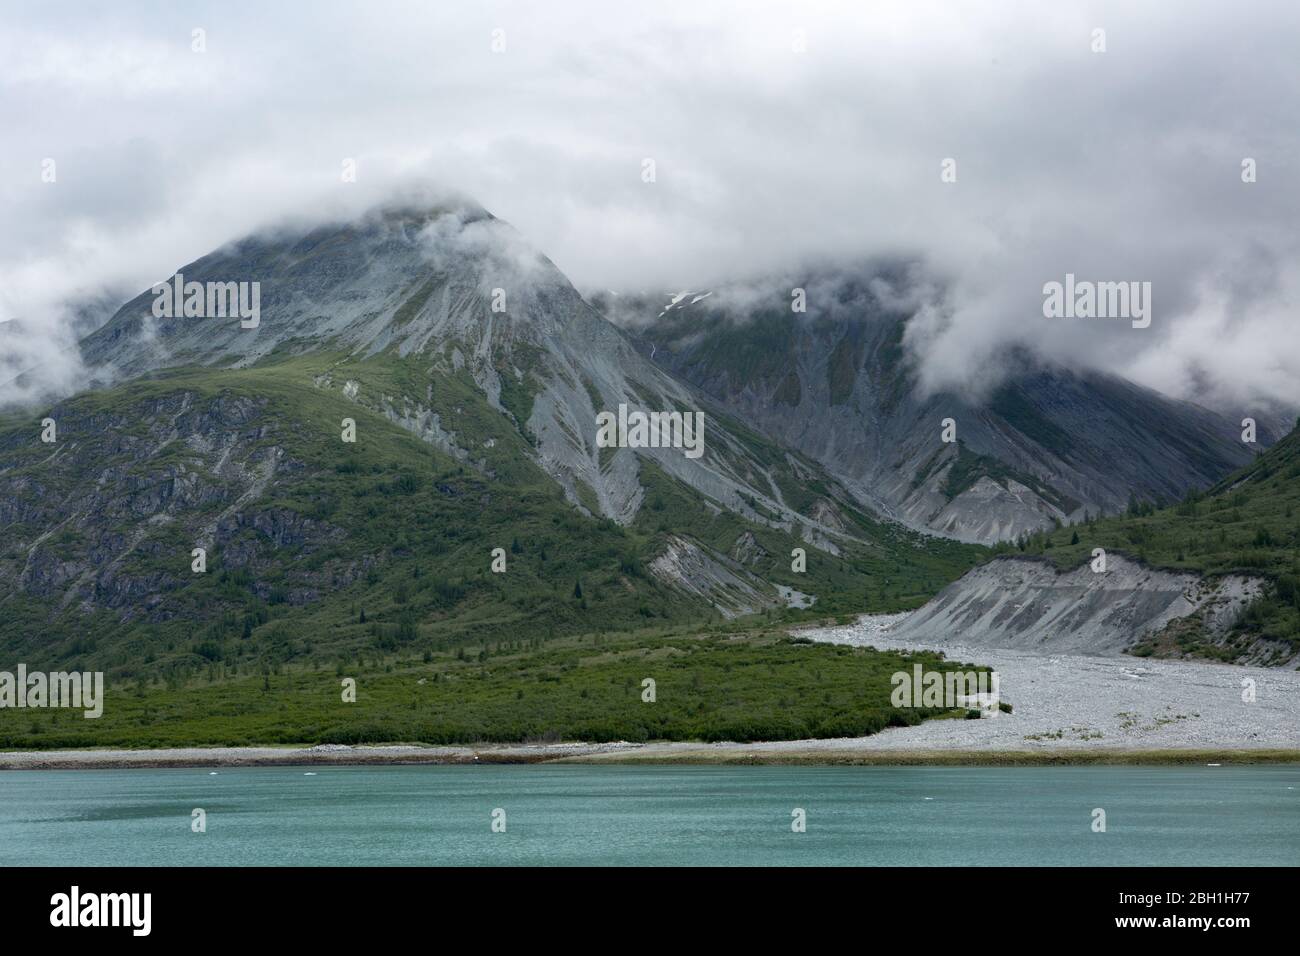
left=1, top=0, right=1297, bottom=414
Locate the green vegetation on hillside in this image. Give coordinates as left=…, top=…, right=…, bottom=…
left=826, top=331, right=863, bottom=406
left=0, top=351, right=985, bottom=694
left=0, top=626, right=983, bottom=749
left=635, top=458, right=977, bottom=613
left=988, top=384, right=1075, bottom=459
left=941, top=442, right=1079, bottom=514
left=648, top=308, right=796, bottom=394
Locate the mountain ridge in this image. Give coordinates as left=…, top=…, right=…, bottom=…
left=594, top=273, right=1275, bottom=544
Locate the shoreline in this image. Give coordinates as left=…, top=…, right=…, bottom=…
left=3, top=742, right=1300, bottom=770
left=7, top=614, right=1298, bottom=771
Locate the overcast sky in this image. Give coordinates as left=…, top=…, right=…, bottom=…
left=2, top=0, right=1298, bottom=414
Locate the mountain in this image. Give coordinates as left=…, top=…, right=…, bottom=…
left=594, top=272, right=1273, bottom=545
left=80, top=203, right=858, bottom=540
left=0, top=202, right=983, bottom=678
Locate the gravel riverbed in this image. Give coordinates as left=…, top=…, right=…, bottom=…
left=783, top=612, right=1300, bottom=752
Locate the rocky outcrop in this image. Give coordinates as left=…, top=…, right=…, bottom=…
left=729, top=531, right=768, bottom=565
left=0, top=391, right=341, bottom=622
left=648, top=534, right=781, bottom=619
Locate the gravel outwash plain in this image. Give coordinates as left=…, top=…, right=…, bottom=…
left=786, top=613, right=1300, bottom=753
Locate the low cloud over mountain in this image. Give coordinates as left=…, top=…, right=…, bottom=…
left=2, top=1, right=1297, bottom=415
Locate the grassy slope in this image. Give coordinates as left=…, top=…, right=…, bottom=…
left=0, top=352, right=990, bottom=745
left=991, top=425, right=1300, bottom=659
left=0, top=356, right=698, bottom=672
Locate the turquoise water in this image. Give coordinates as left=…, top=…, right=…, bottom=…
left=1, top=764, right=1297, bottom=866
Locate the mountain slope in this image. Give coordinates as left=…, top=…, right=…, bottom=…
left=596, top=272, right=1270, bottom=545
left=1, top=205, right=985, bottom=679
left=81, top=205, right=888, bottom=546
